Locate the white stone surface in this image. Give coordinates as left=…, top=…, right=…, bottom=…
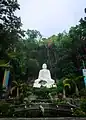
left=33, top=63, right=56, bottom=88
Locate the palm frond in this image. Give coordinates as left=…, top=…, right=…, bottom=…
left=64, top=83, right=71, bottom=88
left=0, top=60, right=12, bottom=68
left=7, top=52, right=17, bottom=58
left=12, top=81, right=18, bottom=86
left=10, top=86, right=16, bottom=94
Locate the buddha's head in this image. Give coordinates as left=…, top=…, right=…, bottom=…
left=42, top=63, right=47, bottom=69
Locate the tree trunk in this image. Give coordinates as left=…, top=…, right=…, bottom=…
left=63, top=88, right=66, bottom=98
left=75, top=85, right=79, bottom=96
left=17, top=88, right=19, bottom=98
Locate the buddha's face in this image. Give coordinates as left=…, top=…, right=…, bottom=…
left=42, top=63, right=47, bottom=69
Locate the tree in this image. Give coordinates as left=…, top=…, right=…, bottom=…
left=0, top=0, right=25, bottom=85
left=63, top=76, right=80, bottom=97
left=10, top=80, right=23, bottom=98
left=0, top=0, right=24, bottom=51
left=26, top=29, right=42, bottom=40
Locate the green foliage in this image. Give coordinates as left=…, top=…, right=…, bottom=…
left=0, top=0, right=86, bottom=99
left=33, top=87, right=50, bottom=99
left=26, top=29, right=42, bottom=40
left=72, top=98, right=86, bottom=117
left=57, top=80, right=63, bottom=93
left=56, top=99, right=67, bottom=105
left=0, top=101, right=13, bottom=117
left=0, top=0, right=24, bottom=51
left=73, top=108, right=86, bottom=117
left=80, top=88, right=86, bottom=97
left=0, top=0, right=24, bottom=84
left=1, top=0, right=86, bottom=118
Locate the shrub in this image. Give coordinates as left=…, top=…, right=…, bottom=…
left=80, top=98, right=86, bottom=112
left=79, top=88, right=86, bottom=97
left=73, top=108, right=86, bottom=117
left=0, top=101, right=12, bottom=117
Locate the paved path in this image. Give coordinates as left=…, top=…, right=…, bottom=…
left=0, top=118, right=86, bottom=120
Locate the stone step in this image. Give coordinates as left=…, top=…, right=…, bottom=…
left=0, top=118, right=85, bottom=120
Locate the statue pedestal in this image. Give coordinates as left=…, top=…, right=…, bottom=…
left=33, top=79, right=56, bottom=88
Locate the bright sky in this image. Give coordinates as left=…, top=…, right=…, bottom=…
left=16, top=0, right=86, bottom=37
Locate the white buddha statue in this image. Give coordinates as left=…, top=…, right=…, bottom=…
left=33, top=63, right=56, bottom=88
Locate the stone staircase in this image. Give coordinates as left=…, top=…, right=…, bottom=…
left=13, top=100, right=74, bottom=117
